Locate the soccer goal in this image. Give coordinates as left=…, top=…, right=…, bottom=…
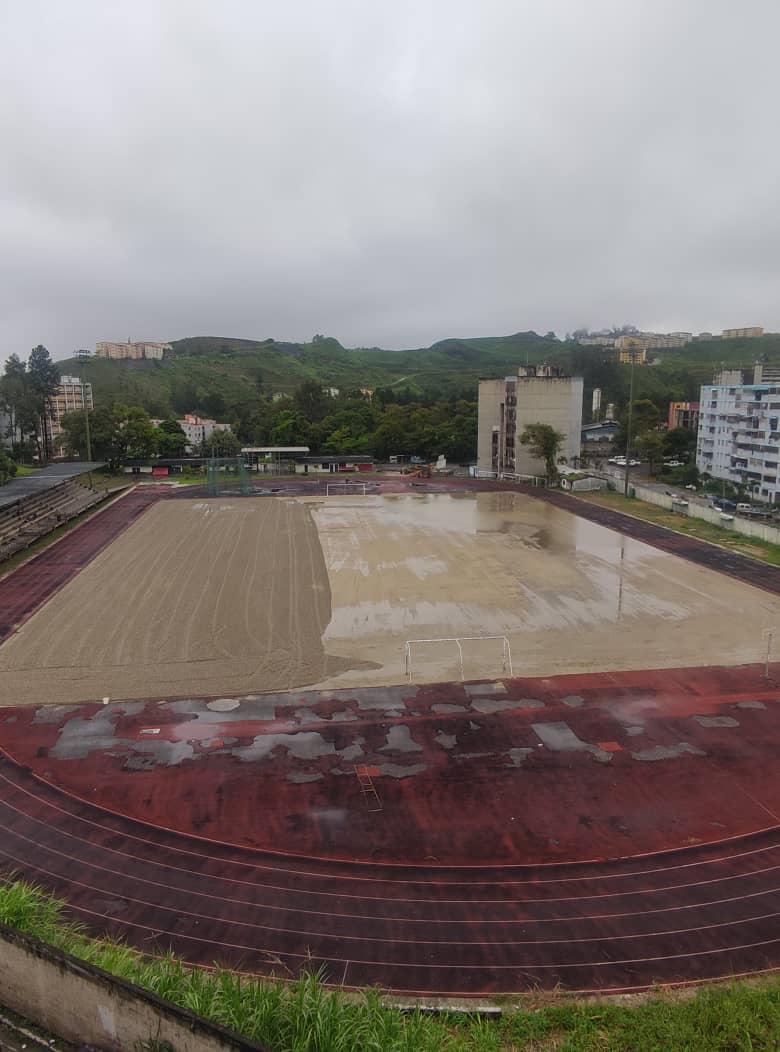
left=326, top=481, right=367, bottom=496
left=206, top=457, right=253, bottom=497
left=403, top=635, right=513, bottom=682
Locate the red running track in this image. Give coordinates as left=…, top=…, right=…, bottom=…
left=0, top=752, right=779, bottom=996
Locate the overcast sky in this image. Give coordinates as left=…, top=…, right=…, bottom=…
left=2, top=0, right=780, bottom=362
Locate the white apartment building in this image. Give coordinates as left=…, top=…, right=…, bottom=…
left=697, top=366, right=780, bottom=502
left=477, top=364, right=583, bottom=478
left=178, top=413, right=232, bottom=452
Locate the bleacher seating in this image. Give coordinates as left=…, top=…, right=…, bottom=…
left=0, top=479, right=104, bottom=562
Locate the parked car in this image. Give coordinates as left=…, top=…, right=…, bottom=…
left=684, top=484, right=697, bottom=491
left=665, top=459, right=683, bottom=467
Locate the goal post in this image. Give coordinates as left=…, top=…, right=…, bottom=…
left=403, top=635, right=513, bottom=682
left=326, top=481, right=367, bottom=496
left=206, top=457, right=252, bottom=497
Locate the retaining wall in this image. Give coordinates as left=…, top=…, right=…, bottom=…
left=0, top=921, right=269, bottom=1052
left=630, top=482, right=780, bottom=545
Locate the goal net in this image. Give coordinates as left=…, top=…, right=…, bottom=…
left=206, top=457, right=252, bottom=497
left=403, top=635, right=513, bottom=683
left=326, top=481, right=367, bottom=496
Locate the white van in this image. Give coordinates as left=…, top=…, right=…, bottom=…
left=736, top=503, right=752, bottom=514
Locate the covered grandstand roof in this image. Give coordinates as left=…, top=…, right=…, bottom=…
left=0, top=462, right=105, bottom=510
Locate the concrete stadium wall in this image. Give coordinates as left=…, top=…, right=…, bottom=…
left=630, top=482, right=780, bottom=545
left=0, top=921, right=269, bottom=1052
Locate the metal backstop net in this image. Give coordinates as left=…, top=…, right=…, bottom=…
left=205, top=457, right=253, bottom=497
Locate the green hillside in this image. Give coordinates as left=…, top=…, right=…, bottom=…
left=57, top=332, right=780, bottom=424
left=57, top=332, right=561, bottom=417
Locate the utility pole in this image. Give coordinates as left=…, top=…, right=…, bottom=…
left=84, top=400, right=92, bottom=463
left=623, top=354, right=636, bottom=498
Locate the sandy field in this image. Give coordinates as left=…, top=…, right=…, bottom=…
left=1, top=490, right=779, bottom=706
left=0, top=498, right=358, bottom=706
left=308, top=491, right=780, bottom=688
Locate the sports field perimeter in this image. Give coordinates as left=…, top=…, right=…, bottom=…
left=1, top=489, right=779, bottom=706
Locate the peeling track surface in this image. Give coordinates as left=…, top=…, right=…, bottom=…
left=0, top=753, right=779, bottom=996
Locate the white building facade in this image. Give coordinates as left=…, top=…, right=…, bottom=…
left=696, top=366, right=780, bottom=502
left=477, top=364, right=583, bottom=478
left=178, top=413, right=232, bottom=452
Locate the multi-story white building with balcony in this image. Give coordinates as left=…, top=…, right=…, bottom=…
left=696, top=366, right=780, bottom=502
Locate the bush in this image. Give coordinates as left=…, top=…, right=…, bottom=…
left=0, top=449, right=17, bottom=485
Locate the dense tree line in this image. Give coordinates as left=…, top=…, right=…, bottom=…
left=0, top=346, right=61, bottom=461
left=232, top=382, right=478, bottom=462
left=51, top=383, right=478, bottom=467
left=58, top=408, right=195, bottom=469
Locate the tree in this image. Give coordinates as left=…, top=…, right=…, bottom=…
left=663, top=427, right=697, bottom=461
left=27, top=345, right=60, bottom=461
left=615, top=399, right=660, bottom=453
left=201, top=429, right=241, bottom=457
left=61, top=405, right=123, bottom=467
left=155, top=419, right=187, bottom=457
left=0, top=449, right=17, bottom=485
left=519, top=423, right=565, bottom=482
left=270, top=410, right=309, bottom=447
left=0, top=355, right=32, bottom=445
left=120, top=407, right=157, bottom=460
left=293, top=381, right=328, bottom=423
left=636, top=431, right=665, bottom=474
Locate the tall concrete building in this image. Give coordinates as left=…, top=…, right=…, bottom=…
left=45, top=376, right=93, bottom=457
left=696, top=366, right=780, bottom=502
left=477, top=364, right=583, bottom=478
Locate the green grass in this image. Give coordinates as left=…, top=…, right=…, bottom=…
left=577, top=488, right=780, bottom=567
left=1, top=877, right=779, bottom=1050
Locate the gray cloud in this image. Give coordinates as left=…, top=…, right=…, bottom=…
left=2, top=0, right=780, bottom=361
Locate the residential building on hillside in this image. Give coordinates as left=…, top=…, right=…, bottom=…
left=614, top=336, right=648, bottom=365
left=45, top=376, right=93, bottom=457
left=95, top=340, right=171, bottom=360
left=578, top=331, right=692, bottom=350
left=696, top=366, right=780, bottom=502
left=668, top=401, right=700, bottom=431
left=178, top=413, right=232, bottom=452
left=722, top=327, right=764, bottom=340
left=577, top=334, right=616, bottom=347
left=477, top=364, right=583, bottom=478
